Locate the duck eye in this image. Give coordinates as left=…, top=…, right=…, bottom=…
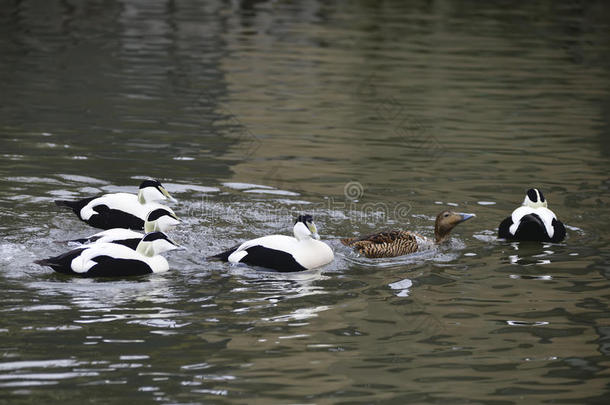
left=443, top=213, right=449, bottom=217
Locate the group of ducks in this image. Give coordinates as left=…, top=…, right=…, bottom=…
left=35, top=180, right=566, bottom=277
left=36, top=180, right=182, bottom=276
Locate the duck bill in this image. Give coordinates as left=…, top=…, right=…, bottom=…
left=170, top=240, right=186, bottom=251
left=161, top=187, right=177, bottom=203
left=458, top=213, right=476, bottom=223
left=307, top=223, right=320, bottom=240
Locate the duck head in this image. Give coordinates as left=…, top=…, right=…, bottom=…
left=522, top=188, right=547, bottom=209
left=144, top=208, right=181, bottom=233
left=137, top=179, right=176, bottom=204
left=136, top=231, right=183, bottom=257
left=434, top=210, right=475, bottom=243
left=294, top=214, right=320, bottom=241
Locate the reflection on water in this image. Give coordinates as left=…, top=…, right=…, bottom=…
left=7, top=176, right=608, bottom=403
left=388, top=277, right=413, bottom=297
left=2, top=0, right=610, bottom=403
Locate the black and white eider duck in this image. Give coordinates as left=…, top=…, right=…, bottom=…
left=65, top=208, right=181, bottom=250
left=55, top=179, right=176, bottom=230
left=341, top=210, right=475, bottom=258
left=208, top=214, right=334, bottom=272
left=35, top=232, right=182, bottom=277
left=498, top=188, right=566, bottom=243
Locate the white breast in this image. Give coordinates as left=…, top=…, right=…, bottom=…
left=291, top=240, right=334, bottom=269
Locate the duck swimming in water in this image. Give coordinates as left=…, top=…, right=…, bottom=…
left=498, top=188, right=566, bottom=242
left=341, top=210, right=475, bottom=258
left=35, top=232, right=182, bottom=277
left=65, top=208, right=181, bottom=250
left=55, top=179, right=176, bottom=230
left=208, top=214, right=334, bottom=272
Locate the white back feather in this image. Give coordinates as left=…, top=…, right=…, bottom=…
left=80, top=193, right=175, bottom=221
left=509, top=206, right=557, bottom=238
left=86, top=229, right=143, bottom=243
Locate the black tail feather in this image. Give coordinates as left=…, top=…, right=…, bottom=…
left=55, top=238, right=89, bottom=245
left=206, top=245, right=240, bottom=262
left=55, top=196, right=97, bottom=215
left=34, top=259, right=50, bottom=266
left=513, top=214, right=548, bottom=241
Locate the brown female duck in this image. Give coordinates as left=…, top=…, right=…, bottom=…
left=341, top=210, right=475, bottom=258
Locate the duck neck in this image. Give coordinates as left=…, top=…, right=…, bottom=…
left=136, top=243, right=155, bottom=257
left=293, top=222, right=312, bottom=241
left=435, top=234, right=448, bottom=244
left=144, top=221, right=157, bottom=233
left=434, top=224, right=450, bottom=244
left=299, top=237, right=318, bottom=245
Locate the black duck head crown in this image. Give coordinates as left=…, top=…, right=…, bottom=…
left=523, top=188, right=547, bottom=208
left=142, top=231, right=173, bottom=243
left=295, top=214, right=314, bottom=225
left=139, top=179, right=163, bottom=190
left=294, top=214, right=319, bottom=240
left=147, top=208, right=178, bottom=221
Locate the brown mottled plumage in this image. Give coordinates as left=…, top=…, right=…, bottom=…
left=341, top=210, right=475, bottom=258
left=340, top=230, right=422, bottom=258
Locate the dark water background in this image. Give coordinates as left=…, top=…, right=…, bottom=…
left=1, top=1, right=610, bottom=403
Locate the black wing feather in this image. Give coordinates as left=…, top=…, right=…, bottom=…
left=86, top=205, right=144, bottom=230
left=238, top=245, right=307, bottom=272
left=56, top=197, right=144, bottom=230
left=550, top=219, right=566, bottom=243
left=85, top=256, right=153, bottom=277
left=498, top=216, right=514, bottom=239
